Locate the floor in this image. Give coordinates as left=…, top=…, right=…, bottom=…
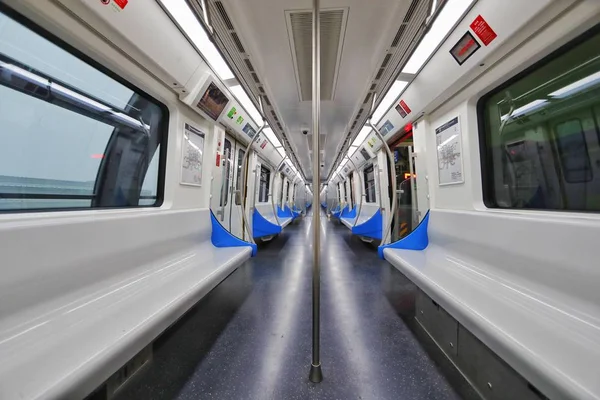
left=114, top=210, right=460, bottom=400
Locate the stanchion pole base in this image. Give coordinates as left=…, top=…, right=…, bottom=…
left=309, top=363, right=323, bottom=383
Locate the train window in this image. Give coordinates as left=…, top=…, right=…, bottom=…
left=479, top=27, right=600, bottom=211
left=219, top=139, right=232, bottom=207
left=364, top=164, right=376, bottom=203
left=285, top=180, right=290, bottom=203
left=278, top=173, right=284, bottom=207
left=235, top=148, right=245, bottom=205
left=0, top=9, right=166, bottom=211
left=258, top=165, right=270, bottom=202
left=348, top=173, right=355, bottom=206
left=555, top=120, right=592, bottom=183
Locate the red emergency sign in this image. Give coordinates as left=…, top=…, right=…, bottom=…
left=113, top=0, right=128, bottom=9
left=470, top=15, right=497, bottom=46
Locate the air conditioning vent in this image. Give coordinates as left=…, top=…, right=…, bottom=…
left=231, top=32, right=245, bottom=53
left=244, top=58, right=255, bottom=72
left=287, top=8, right=347, bottom=101
left=403, top=0, right=420, bottom=23
left=381, top=53, right=392, bottom=69
left=258, top=86, right=265, bottom=94
left=375, top=68, right=384, bottom=80
left=391, top=24, right=406, bottom=47
left=251, top=72, right=260, bottom=83
left=370, top=83, right=376, bottom=91
left=262, top=95, right=271, bottom=106
left=363, top=93, right=371, bottom=104
left=215, top=1, right=234, bottom=30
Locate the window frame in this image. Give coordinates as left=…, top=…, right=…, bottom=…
left=477, top=23, right=600, bottom=210
left=0, top=3, right=169, bottom=213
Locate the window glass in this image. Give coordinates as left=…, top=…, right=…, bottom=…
left=480, top=28, right=600, bottom=211
left=259, top=165, right=270, bottom=202
left=364, top=164, right=376, bottom=203
left=349, top=173, right=355, bottom=206
left=278, top=173, right=284, bottom=206
left=219, top=139, right=232, bottom=207
left=235, top=148, right=245, bottom=205
left=0, top=10, right=165, bottom=211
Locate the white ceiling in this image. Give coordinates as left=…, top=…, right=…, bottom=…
left=219, top=0, right=421, bottom=181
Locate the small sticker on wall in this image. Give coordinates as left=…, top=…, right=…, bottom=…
left=380, top=120, right=394, bottom=136
left=470, top=15, right=497, bottom=46
left=101, top=0, right=128, bottom=11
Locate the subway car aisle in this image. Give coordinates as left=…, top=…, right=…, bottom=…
left=113, top=211, right=459, bottom=400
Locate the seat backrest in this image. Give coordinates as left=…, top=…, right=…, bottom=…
left=0, top=209, right=212, bottom=319
left=427, top=209, right=600, bottom=307
left=256, top=203, right=277, bottom=220
left=356, top=203, right=379, bottom=220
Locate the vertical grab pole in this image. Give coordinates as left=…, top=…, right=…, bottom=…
left=309, top=0, right=323, bottom=384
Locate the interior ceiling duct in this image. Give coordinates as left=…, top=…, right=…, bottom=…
left=187, top=0, right=305, bottom=179
left=287, top=9, right=346, bottom=101
left=306, top=133, right=327, bottom=153
left=328, top=0, right=436, bottom=180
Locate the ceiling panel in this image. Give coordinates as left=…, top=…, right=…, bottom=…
left=206, top=0, right=429, bottom=181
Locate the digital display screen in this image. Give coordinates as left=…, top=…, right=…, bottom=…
left=450, top=31, right=481, bottom=65
left=360, top=147, right=371, bottom=162
left=196, top=82, right=229, bottom=120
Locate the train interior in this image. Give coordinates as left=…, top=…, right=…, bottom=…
left=1, top=0, right=599, bottom=399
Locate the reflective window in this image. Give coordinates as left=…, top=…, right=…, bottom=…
left=219, top=139, right=232, bottom=207
left=259, top=165, right=270, bottom=202
left=278, top=173, right=284, bottom=207
left=364, top=164, right=376, bottom=203
left=0, top=10, right=166, bottom=211
left=235, top=148, right=245, bottom=205
left=480, top=28, right=600, bottom=211
left=348, top=173, right=355, bottom=206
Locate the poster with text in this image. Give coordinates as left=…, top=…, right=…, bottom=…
left=436, top=116, right=464, bottom=185
left=180, top=123, right=205, bottom=186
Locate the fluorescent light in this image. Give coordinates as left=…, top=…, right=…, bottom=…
left=372, top=80, right=408, bottom=124
left=352, top=126, right=372, bottom=147
left=402, top=0, right=473, bottom=74
left=500, top=99, right=547, bottom=122
left=549, top=71, right=600, bottom=99
left=160, top=0, right=234, bottom=80
left=276, top=146, right=286, bottom=157
left=347, top=146, right=359, bottom=158
left=230, top=85, right=262, bottom=125
left=263, top=128, right=282, bottom=147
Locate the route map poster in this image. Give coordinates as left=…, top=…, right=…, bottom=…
left=181, top=123, right=205, bottom=187
left=436, top=116, right=464, bottom=185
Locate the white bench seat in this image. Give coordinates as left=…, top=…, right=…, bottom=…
left=0, top=209, right=252, bottom=400
left=382, top=209, right=600, bottom=400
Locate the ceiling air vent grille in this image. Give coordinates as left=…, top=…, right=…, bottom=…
left=231, top=32, right=245, bottom=53
left=244, top=59, right=254, bottom=71
left=391, top=24, right=406, bottom=47
left=287, top=8, right=347, bottom=101
left=214, top=1, right=234, bottom=30
left=403, top=0, right=420, bottom=23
